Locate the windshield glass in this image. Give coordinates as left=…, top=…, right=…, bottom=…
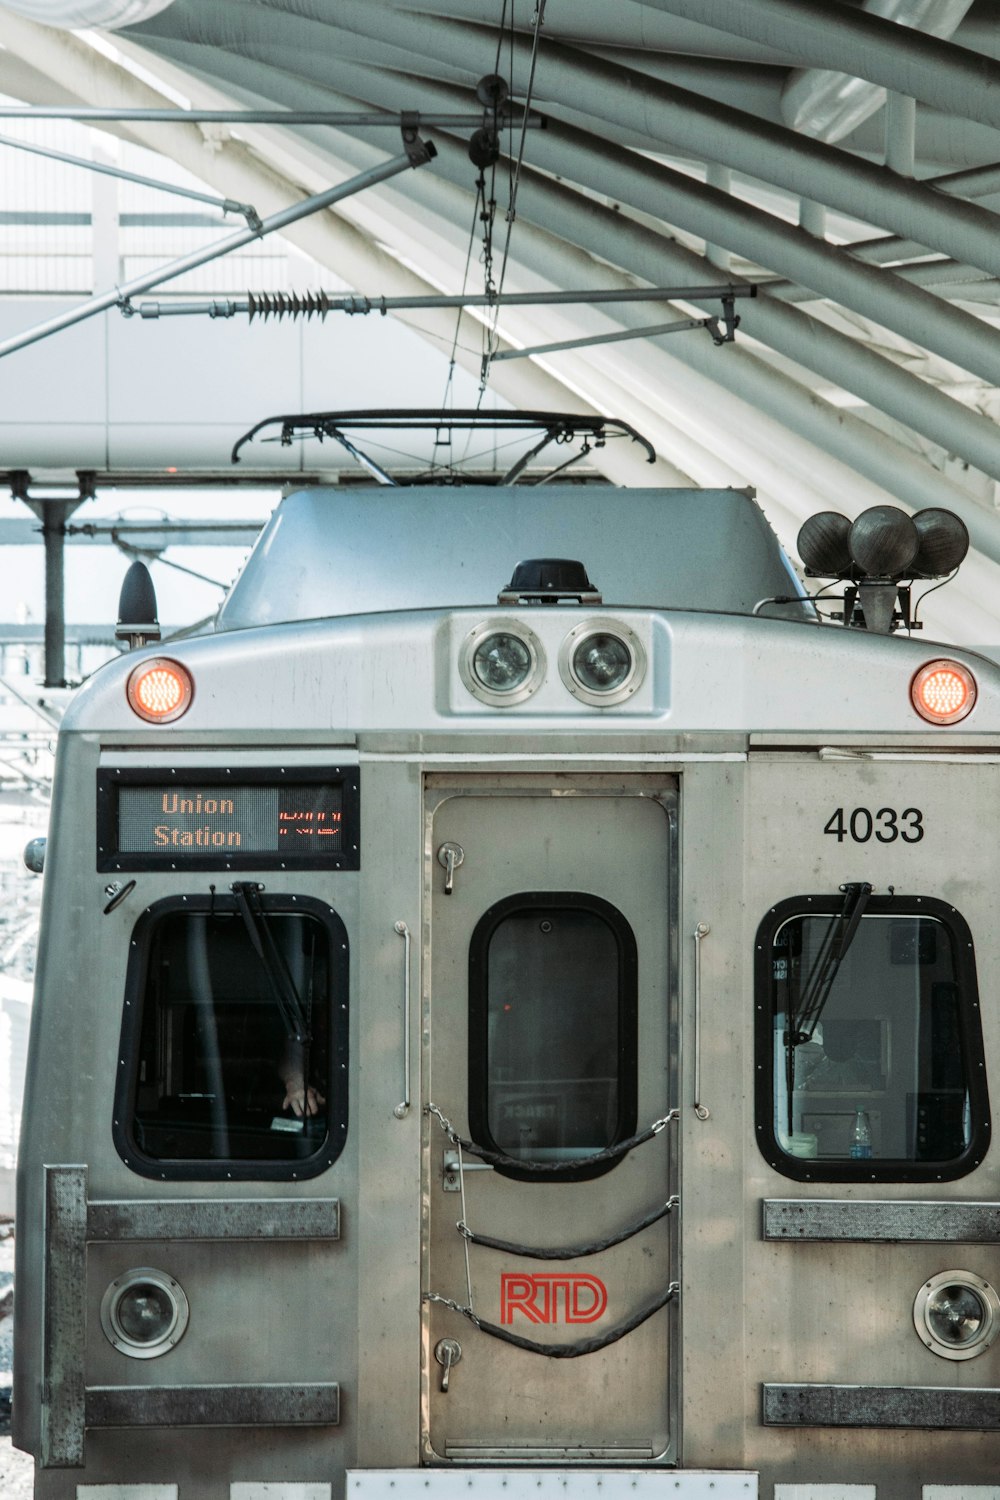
left=760, top=901, right=987, bottom=1177
left=117, top=896, right=347, bottom=1178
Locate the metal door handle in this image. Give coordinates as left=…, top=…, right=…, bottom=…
left=393, top=920, right=411, bottom=1118
left=437, top=841, right=464, bottom=894
left=693, top=922, right=710, bottom=1120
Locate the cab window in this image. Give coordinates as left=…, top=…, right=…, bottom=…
left=468, top=891, right=637, bottom=1179
left=756, top=894, right=989, bottom=1181
left=114, top=892, right=347, bottom=1179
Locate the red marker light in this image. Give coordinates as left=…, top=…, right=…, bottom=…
left=126, top=658, right=194, bottom=724
left=911, top=659, right=976, bottom=725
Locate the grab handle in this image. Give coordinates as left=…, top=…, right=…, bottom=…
left=693, top=922, right=710, bottom=1120
left=393, top=920, right=411, bottom=1118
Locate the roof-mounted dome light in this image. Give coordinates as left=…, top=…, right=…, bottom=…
left=797, top=511, right=853, bottom=577
left=912, top=508, right=970, bottom=577
left=796, top=504, right=970, bottom=634
left=849, top=506, right=919, bottom=577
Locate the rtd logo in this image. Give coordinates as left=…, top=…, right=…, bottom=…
left=500, top=1272, right=608, bottom=1325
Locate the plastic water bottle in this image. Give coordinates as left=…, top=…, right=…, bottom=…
left=850, top=1109, right=873, bottom=1159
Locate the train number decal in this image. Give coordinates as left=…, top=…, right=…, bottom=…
left=824, top=807, right=924, bottom=843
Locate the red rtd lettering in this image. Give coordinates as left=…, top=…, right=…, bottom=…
left=500, top=1272, right=607, bottom=1325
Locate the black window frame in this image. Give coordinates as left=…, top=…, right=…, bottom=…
left=468, top=890, right=639, bottom=1183
left=754, top=893, right=990, bottom=1183
left=113, top=891, right=349, bottom=1181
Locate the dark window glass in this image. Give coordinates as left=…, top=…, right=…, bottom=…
left=469, top=893, right=637, bottom=1178
left=115, top=895, right=347, bottom=1179
left=756, top=896, right=989, bottom=1181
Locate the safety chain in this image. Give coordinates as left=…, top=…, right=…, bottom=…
left=456, top=1196, right=679, bottom=1261
left=425, top=1102, right=678, bottom=1175
left=424, top=1283, right=679, bottom=1359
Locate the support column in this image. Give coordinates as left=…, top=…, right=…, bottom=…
left=12, top=472, right=93, bottom=688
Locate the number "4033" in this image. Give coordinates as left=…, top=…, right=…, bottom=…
left=824, top=807, right=924, bottom=843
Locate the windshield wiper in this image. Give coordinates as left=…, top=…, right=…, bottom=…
left=232, top=882, right=311, bottom=1043
left=784, top=881, right=873, bottom=1132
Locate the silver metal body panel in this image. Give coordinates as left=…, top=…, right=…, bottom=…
left=59, top=600, right=1000, bottom=738
left=740, top=752, right=1000, bottom=1493
left=216, top=486, right=804, bottom=630
left=14, top=487, right=1000, bottom=1499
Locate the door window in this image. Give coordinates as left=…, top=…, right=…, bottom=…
left=114, top=892, right=348, bottom=1179
left=469, top=892, right=638, bottom=1179
left=756, top=894, right=989, bottom=1180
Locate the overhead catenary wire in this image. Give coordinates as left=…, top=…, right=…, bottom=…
left=484, top=0, right=548, bottom=390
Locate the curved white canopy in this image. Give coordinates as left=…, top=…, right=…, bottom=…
left=0, top=0, right=171, bottom=27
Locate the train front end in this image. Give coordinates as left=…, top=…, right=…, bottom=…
left=13, top=485, right=1000, bottom=1500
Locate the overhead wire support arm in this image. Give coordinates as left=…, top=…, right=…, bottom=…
left=493, top=314, right=734, bottom=363
left=0, top=139, right=437, bottom=362
left=0, top=131, right=263, bottom=232
left=127, top=284, right=757, bottom=321
left=0, top=106, right=545, bottom=129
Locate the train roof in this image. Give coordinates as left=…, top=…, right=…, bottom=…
left=215, top=485, right=807, bottom=631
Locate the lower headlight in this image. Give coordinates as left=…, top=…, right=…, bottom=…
left=101, top=1267, right=189, bottom=1359
left=914, top=1270, right=1000, bottom=1360
left=559, top=619, right=646, bottom=707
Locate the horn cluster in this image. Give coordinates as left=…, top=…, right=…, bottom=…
left=796, top=506, right=969, bottom=634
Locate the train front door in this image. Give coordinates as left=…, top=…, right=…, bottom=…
left=423, top=778, right=677, bottom=1462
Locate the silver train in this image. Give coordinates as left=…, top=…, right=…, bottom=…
left=12, top=478, right=1000, bottom=1500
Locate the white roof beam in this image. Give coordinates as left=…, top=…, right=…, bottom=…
left=412, top=0, right=789, bottom=62
left=127, top=10, right=1000, bottom=394
left=638, top=0, right=1000, bottom=133
left=781, top=0, right=974, bottom=144
left=138, top=34, right=1000, bottom=495
left=0, top=15, right=684, bottom=489
left=153, top=1, right=1000, bottom=288
left=167, top=80, right=1000, bottom=565
left=533, top=118, right=1000, bottom=389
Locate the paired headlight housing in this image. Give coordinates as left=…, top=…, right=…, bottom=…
left=459, top=618, right=646, bottom=708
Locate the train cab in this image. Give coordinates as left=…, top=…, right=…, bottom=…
left=12, top=482, right=1000, bottom=1500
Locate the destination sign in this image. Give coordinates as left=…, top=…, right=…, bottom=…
left=97, top=768, right=360, bottom=871
left=117, top=782, right=344, bottom=855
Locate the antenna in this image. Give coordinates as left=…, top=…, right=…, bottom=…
left=115, top=560, right=162, bottom=650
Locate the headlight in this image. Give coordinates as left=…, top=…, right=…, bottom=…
left=459, top=621, right=544, bottom=706
left=101, top=1267, right=189, bottom=1359
left=572, top=633, right=632, bottom=692
left=559, top=620, right=646, bottom=707
left=474, top=633, right=532, bottom=692
left=914, top=1270, right=1000, bottom=1360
